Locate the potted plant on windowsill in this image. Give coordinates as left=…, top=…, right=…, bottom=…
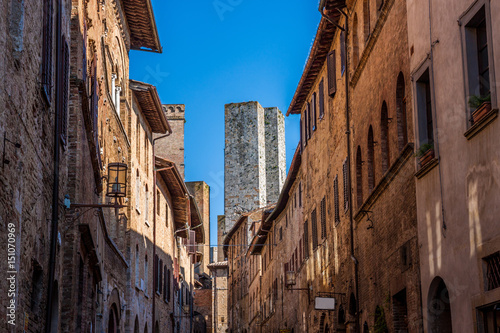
left=415, top=143, right=434, bottom=167
left=469, top=94, right=491, bottom=124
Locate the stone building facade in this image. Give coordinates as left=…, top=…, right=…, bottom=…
left=187, top=181, right=211, bottom=276
left=406, top=0, right=500, bottom=331
left=0, top=1, right=208, bottom=333
left=208, top=261, right=229, bottom=333
left=223, top=101, right=286, bottom=232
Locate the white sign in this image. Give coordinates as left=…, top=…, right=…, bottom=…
left=315, top=297, right=336, bottom=310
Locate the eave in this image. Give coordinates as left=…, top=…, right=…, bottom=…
left=286, top=1, right=345, bottom=116
left=122, top=0, right=162, bottom=53
left=155, top=157, right=190, bottom=237
left=130, top=80, right=171, bottom=134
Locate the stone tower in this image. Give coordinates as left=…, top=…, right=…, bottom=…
left=223, top=101, right=286, bottom=233
left=186, top=181, right=211, bottom=275
left=155, top=104, right=185, bottom=178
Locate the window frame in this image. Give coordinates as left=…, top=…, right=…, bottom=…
left=459, top=0, right=497, bottom=127
left=411, top=60, right=437, bottom=152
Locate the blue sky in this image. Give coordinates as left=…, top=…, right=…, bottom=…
left=129, top=0, right=321, bottom=246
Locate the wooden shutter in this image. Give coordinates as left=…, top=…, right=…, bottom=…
left=311, top=209, right=318, bottom=250
left=303, top=220, right=309, bottom=258
left=320, top=197, right=326, bottom=239
left=90, top=56, right=102, bottom=169
left=307, top=102, right=312, bottom=138
left=188, top=230, right=196, bottom=254
left=42, top=0, right=54, bottom=102
left=312, top=93, right=317, bottom=131
left=334, top=176, right=340, bottom=224
left=319, top=79, right=325, bottom=118
left=343, top=158, right=349, bottom=212
left=300, top=116, right=304, bottom=151
left=58, top=37, right=69, bottom=144
left=327, top=51, right=337, bottom=96
left=340, top=32, right=346, bottom=75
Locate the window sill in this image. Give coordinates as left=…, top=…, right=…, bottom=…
left=464, top=108, right=498, bottom=140
left=415, top=157, right=439, bottom=179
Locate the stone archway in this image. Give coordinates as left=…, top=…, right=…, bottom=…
left=427, top=277, right=453, bottom=333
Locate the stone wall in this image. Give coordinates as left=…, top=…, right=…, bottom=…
left=187, top=181, right=211, bottom=275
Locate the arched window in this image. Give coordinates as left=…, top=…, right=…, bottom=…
left=363, top=0, right=371, bottom=41
left=368, top=126, right=375, bottom=192
left=396, top=72, right=408, bottom=151
left=380, top=102, right=390, bottom=173
left=428, top=277, right=453, bottom=333
left=349, top=293, right=357, bottom=317
left=49, top=281, right=59, bottom=333
left=363, top=322, right=369, bottom=333
left=356, top=146, right=364, bottom=207
left=134, top=316, right=140, bottom=333
left=374, top=306, right=388, bottom=332
left=144, top=323, right=148, bottom=333
left=353, top=14, right=360, bottom=68
left=108, top=305, right=118, bottom=333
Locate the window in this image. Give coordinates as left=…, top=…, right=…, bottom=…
left=320, top=197, right=327, bottom=239
left=165, top=204, right=169, bottom=227
left=353, top=14, right=360, bottom=68
left=145, top=185, right=149, bottom=224
left=484, top=252, right=500, bottom=291
left=279, top=227, right=282, bottom=241
left=363, top=0, right=370, bottom=41
left=166, top=269, right=171, bottom=301
left=135, top=246, right=140, bottom=287
left=312, top=93, right=317, bottom=131
left=308, top=101, right=313, bottom=138
left=461, top=3, right=494, bottom=124
left=303, top=220, right=309, bottom=259
left=311, top=209, right=318, bottom=250
left=356, top=146, right=364, bottom=208
left=380, top=102, right=390, bottom=173
left=144, top=255, right=148, bottom=294
left=367, top=126, right=375, bottom=192
left=57, top=37, right=70, bottom=143
left=340, top=31, right=346, bottom=75
left=319, top=79, right=325, bottom=118
left=41, top=0, right=54, bottom=102
left=334, top=176, right=340, bottom=224
left=299, top=183, right=302, bottom=207
left=327, top=51, right=337, bottom=96
left=157, top=190, right=160, bottom=215
left=396, top=73, right=408, bottom=150
left=300, top=116, right=304, bottom=150
left=136, top=170, right=140, bottom=211
left=415, top=68, right=434, bottom=147
left=343, top=158, right=349, bottom=212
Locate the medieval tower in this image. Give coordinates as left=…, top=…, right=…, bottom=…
left=223, top=101, right=286, bottom=233
left=155, top=104, right=186, bottom=178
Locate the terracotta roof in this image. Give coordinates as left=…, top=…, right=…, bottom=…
left=250, top=145, right=302, bottom=254
left=155, top=157, right=203, bottom=239
left=122, top=0, right=162, bottom=53
left=286, top=0, right=345, bottom=116
left=130, top=80, right=171, bottom=134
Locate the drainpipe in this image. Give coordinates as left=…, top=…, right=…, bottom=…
left=45, top=1, right=62, bottom=332
left=152, top=131, right=171, bottom=332
left=319, top=3, right=360, bottom=331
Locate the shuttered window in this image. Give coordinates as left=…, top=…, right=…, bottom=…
left=307, top=102, right=312, bottom=139
left=340, top=32, right=346, bottom=75
left=320, top=197, right=327, bottom=239
left=311, top=209, right=318, bottom=250
left=343, top=158, right=349, bottom=212
left=303, top=220, right=309, bottom=259
left=304, top=108, right=309, bottom=145
left=334, top=176, right=340, bottom=224
left=42, top=0, right=54, bottom=102
left=327, top=51, right=337, bottom=96
left=90, top=56, right=102, bottom=169
left=58, top=37, right=70, bottom=144
left=300, top=116, right=304, bottom=151
left=312, top=93, right=317, bottom=131
left=319, top=79, right=325, bottom=118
